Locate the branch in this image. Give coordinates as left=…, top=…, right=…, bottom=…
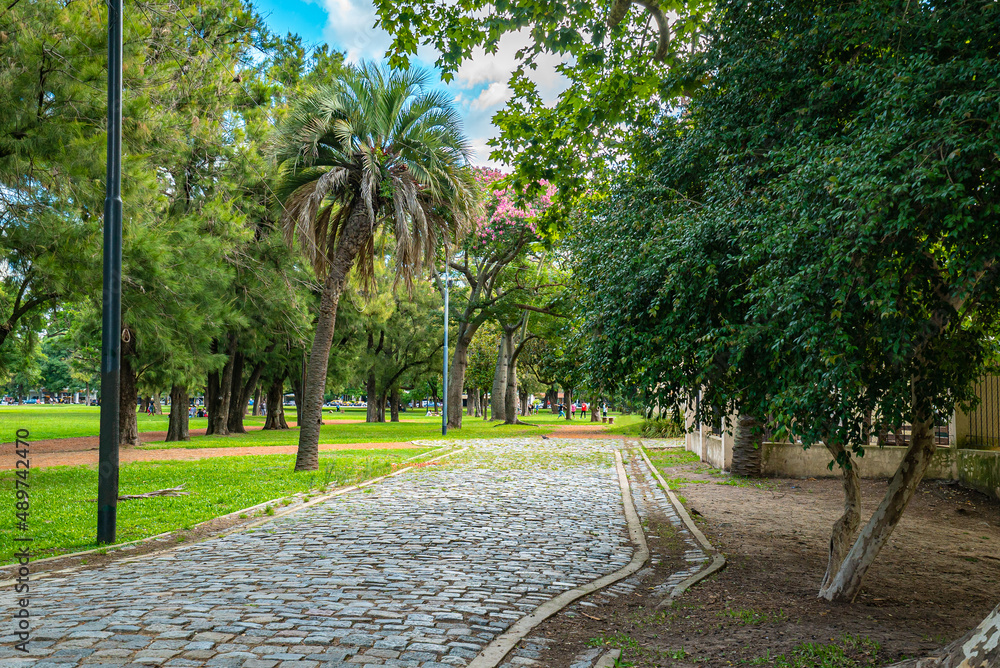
left=513, top=303, right=570, bottom=318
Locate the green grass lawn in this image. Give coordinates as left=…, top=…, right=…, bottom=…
left=0, top=404, right=386, bottom=442
left=0, top=447, right=433, bottom=563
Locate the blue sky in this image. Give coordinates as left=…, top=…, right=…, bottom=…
left=252, top=0, right=569, bottom=167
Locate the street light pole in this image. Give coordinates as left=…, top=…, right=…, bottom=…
left=442, top=269, right=449, bottom=436
left=97, top=0, right=123, bottom=544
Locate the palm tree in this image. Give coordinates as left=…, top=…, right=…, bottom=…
left=273, top=63, right=477, bottom=471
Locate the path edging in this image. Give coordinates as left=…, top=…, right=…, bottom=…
left=594, top=648, right=622, bottom=668
left=0, top=445, right=458, bottom=584
left=467, top=448, right=649, bottom=668
left=637, top=444, right=726, bottom=608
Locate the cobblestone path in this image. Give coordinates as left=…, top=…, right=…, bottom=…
left=2, top=439, right=634, bottom=668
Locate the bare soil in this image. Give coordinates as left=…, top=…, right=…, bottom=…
left=530, top=456, right=1000, bottom=667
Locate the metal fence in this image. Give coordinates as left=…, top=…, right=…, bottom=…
left=967, top=375, right=1000, bottom=448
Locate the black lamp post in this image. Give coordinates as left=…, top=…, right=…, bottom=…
left=97, top=0, right=123, bottom=544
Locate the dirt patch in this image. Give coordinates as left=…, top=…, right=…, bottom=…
left=549, top=423, right=619, bottom=439
left=529, top=460, right=1000, bottom=667
left=0, top=439, right=424, bottom=470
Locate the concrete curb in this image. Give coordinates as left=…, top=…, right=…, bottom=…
left=467, top=449, right=649, bottom=668
left=594, top=648, right=622, bottom=668
left=637, top=444, right=726, bottom=609
left=0, top=445, right=459, bottom=585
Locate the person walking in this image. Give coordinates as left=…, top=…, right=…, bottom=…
left=581, top=402, right=588, bottom=418
left=558, top=403, right=565, bottom=418
left=570, top=403, right=576, bottom=419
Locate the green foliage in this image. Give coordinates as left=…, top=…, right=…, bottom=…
left=575, top=0, right=1000, bottom=453
left=747, top=636, right=884, bottom=667
left=716, top=607, right=788, bottom=626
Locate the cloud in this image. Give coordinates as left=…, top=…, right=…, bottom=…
left=309, top=0, right=572, bottom=168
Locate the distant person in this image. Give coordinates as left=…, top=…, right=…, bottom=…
left=570, top=403, right=576, bottom=419
left=602, top=404, right=608, bottom=419
left=581, top=402, right=588, bottom=418
left=557, top=403, right=565, bottom=418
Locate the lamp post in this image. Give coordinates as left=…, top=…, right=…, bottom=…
left=442, top=271, right=449, bottom=436
left=97, top=0, right=123, bottom=544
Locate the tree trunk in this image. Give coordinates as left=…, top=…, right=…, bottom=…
left=564, top=387, right=573, bottom=420
left=139, top=396, right=150, bottom=414
left=378, top=391, right=387, bottom=422
left=818, top=439, right=861, bottom=597
left=251, top=385, right=261, bottom=416
left=447, top=323, right=480, bottom=429
left=519, top=387, right=528, bottom=416
left=467, top=385, right=474, bottom=416
left=165, top=385, right=190, bottom=442
left=481, top=390, right=488, bottom=420
left=226, top=350, right=245, bottom=434
left=207, top=335, right=236, bottom=437
left=152, top=394, right=162, bottom=414
left=820, top=402, right=940, bottom=602
left=263, top=376, right=289, bottom=430
left=592, top=396, right=600, bottom=422
left=390, top=386, right=400, bottom=422
left=296, top=206, right=371, bottom=470
left=504, top=350, right=518, bottom=425
left=731, top=414, right=763, bottom=477
left=229, top=358, right=265, bottom=434
left=119, top=328, right=140, bottom=448
left=549, top=388, right=559, bottom=413
left=885, top=602, right=1000, bottom=667
left=490, top=336, right=508, bottom=421
left=366, top=372, right=379, bottom=423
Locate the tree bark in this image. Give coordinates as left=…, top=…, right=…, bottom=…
left=225, top=350, right=245, bottom=434
left=467, top=385, right=474, bottom=416
left=207, top=335, right=236, bottom=437
left=591, top=396, right=601, bottom=422
left=447, top=322, right=481, bottom=429
left=818, top=439, right=861, bottom=597
left=820, top=400, right=940, bottom=602
left=731, top=414, right=763, bottom=477
left=251, top=385, right=261, bottom=416
left=296, top=206, right=371, bottom=470
left=119, top=328, right=140, bottom=448
left=490, top=336, right=508, bottom=421
left=366, top=372, right=379, bottom=423
left=519, top=386, right=528, bottom=416
left=229, top=358, right=265, bottom=434
left=549, top=388, right=559, bottom=413
left=564, top=387, right=573, bottom=420
left=165, top=385, right=190, bottom=442
left=885, top=602, right=1000, bottom=667
left=151, top=394, right=162, bottom=415
left=504, top=350, right=518, bottom=425
left=481, top=390, right=488, bottom=420
left=263, top=376, right=289, bottom=430
left=390, top=386, right=400, bottom=422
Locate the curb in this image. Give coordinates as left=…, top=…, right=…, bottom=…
left=467, top=449, right=649, bottom=668
left=636, top=444, right=726, bottom=608
left=595, top=648, right=621, bottom=668
left=0, top=445, right=458, bottom=585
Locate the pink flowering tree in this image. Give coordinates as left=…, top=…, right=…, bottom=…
left=442, top=167, right=554, bottom=429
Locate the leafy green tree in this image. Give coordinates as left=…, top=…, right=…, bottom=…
left=575, top=0, right=1000, bottom=633
left=273, top=63, right=477, bottom=470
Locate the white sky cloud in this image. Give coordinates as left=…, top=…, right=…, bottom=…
left=311, top=0, right=572, bottom=168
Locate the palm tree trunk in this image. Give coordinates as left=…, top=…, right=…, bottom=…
left=295, top=207, right=371, bottom=471
left=731, top=414, right=763, bottom=477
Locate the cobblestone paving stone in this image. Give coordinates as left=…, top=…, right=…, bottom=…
left=1, top=438, right=634, bottom=668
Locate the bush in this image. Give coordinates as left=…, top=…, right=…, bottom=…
left=640, top=418, right=685, bottom=438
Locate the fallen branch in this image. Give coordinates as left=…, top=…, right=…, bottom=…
left=89, top=485, right=189, bottom=502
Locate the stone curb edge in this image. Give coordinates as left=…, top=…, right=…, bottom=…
left=636, top=444, right=727, bottom=609
left=0, top=443, right=458, bottom=585
left=467, top=449, right=650, bottom=668
left=595, top=648, right=622, bottom=668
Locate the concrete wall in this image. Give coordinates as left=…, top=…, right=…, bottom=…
left=957, top=449, right=1000, bottom=501
left=761, top=442, right=954, bottom=479
left=704, top=434, right=730, bottom=470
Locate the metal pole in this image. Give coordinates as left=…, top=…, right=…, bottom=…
left=442, top=271, right=449, bottom=436
left=97, top=0, right=123, bottom=545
